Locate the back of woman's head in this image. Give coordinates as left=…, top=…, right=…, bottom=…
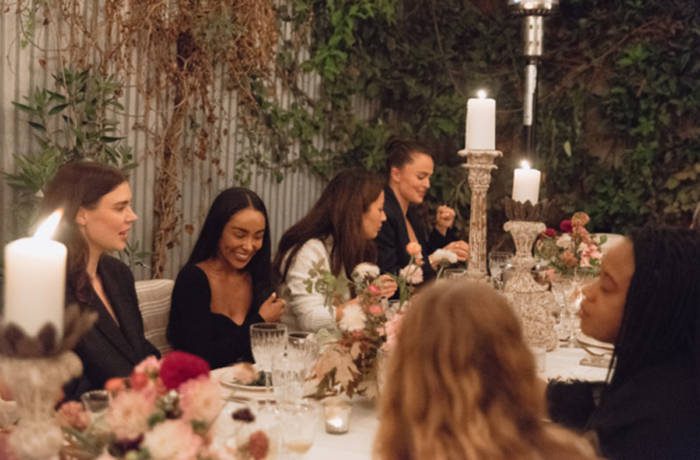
left=188, top=187, right=272, bottom=295
left=377, top=280, right=553, bottom=459
left=612, top=226, right=700, bottom=387
left=384, top=137, right=432, bottom=176
left=39, top=161, right=127, bottom=299
left=273, top=168, right=383, bottom=279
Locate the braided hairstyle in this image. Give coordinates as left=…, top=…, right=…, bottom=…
left=610, top=226, right=700, bottom=389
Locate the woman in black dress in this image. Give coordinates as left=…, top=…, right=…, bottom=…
left=40, top=161, right=159, bottom=399
left=167, top=187, right=285, bottom=368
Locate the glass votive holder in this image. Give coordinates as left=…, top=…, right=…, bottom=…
left=322, top=397, right=351, bottom=434
left=81, top=389, right=111, bottom=419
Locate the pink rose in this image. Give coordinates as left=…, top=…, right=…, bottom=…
left=367, top=284, right=381, bottom=296
left=405, top=242, right=422, bottom=257
left=368, top=304, right=383, bottom=316
left=56, top=401, right=90, bottom=431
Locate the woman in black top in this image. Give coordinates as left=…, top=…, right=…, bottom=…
left=547, top=226, right=700, bottom=459
left=375, top=138, right=469, bottom=279
left=40, top=161, right=159, bottom=399
left=167, top=188, right=285, bottom=368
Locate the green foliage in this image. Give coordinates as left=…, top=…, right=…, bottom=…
left=259, top=0, right=699, bottom=232
left=4, top=67, right=135, bottom=234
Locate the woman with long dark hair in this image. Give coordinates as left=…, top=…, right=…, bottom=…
left=40, top=161, right=159, bottom=399
left=375, top=138, right=469, bottom=279
left=167, top=187, right=285, bottom=368
left=273, top=168, right=397, bottom=332
left=548, top=226, right=700, bottom=458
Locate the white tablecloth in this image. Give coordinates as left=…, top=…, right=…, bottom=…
left=210, top=346, right=608, bottom=459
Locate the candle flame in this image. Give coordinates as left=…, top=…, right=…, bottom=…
left=477, top=89, right=487, bottom=99
left=34, top=209, right=63, bottom=239
left=520, top=160, right=531, bottom=170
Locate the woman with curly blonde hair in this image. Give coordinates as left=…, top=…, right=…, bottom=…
left=374, top=280, right=596, bottom=460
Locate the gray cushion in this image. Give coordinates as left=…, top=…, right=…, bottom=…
left=135, top=279, right=174, bottom=355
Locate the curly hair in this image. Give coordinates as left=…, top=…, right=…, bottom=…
left=375, top=280, right=595, bottom=460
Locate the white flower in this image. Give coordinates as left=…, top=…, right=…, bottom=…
left=339, top=303, right=366, bottom=332
left=106, top=391, right=154, bottom=441
left=351, top=263, right=380, bottom=283
left=399, top=264, right=424, bottom=285
left=555, top=233, right=572, bottom=249
left=178, top=376, right=222, bottom=424
left=431, top=249, right=458, bottom=265
left=141, top=419, right=203, bottom=460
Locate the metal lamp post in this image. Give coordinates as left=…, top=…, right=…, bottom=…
left=508, top=0, right=559, bottom=160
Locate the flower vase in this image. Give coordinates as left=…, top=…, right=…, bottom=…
left=503, top=220, right=558, bottom=351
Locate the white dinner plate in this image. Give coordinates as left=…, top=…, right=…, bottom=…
left=577, top=332, right=614, bottom=351
left=218, top=369, right=271, bottom=392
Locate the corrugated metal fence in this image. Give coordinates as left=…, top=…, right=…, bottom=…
left=0, top=5, right=353, bottom=280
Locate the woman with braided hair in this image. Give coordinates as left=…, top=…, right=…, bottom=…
left=548, top=226, right=700, bottom=459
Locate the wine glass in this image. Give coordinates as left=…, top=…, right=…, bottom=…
left=287, top=331, right=320, bottom=378
left=488, top=251, right=513, bottom=289
left=279, top=401, right=321, bottom=458
left=250, top=323, right=288, bottom=387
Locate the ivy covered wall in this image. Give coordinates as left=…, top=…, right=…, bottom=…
left=266, top=0, right=699, bottom=233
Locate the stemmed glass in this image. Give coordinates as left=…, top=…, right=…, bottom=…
left=250, top=323, right=288, bottom=387
left=287, top=331, right=320, bottom=377
left=488, top=251, right=513, bottom=289
left=551, top=275, right=585, bottom=347
left=279, top=401, right=321, bottom=458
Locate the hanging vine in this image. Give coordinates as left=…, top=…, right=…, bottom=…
left=8, top=0, right=279, bottom=276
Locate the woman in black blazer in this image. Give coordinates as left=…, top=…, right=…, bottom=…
left=375, top=138, right=469, bottom=280
left=40, top=162, right=159, bottom=399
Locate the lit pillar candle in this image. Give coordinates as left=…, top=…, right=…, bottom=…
left=512, top=160, right=541, bottom=204
left=465, top=90, right=496, bottom=150
left=3, top=210, right=66, bottom=338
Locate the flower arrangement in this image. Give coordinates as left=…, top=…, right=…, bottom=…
left=535, top=212, right=606, bottom=277
left=306, top=257, right=416, bottom=399
left=59, top=352, right=223, bottom=460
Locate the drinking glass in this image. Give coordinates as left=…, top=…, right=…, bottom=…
left=80, top=389, right=110, bottom=421
left=272, top=352, right=306, bottom=403
left=250, top=323, right=288, bottom=386
left=488, top=251, right=513, bottom=289
left=287, top=331, right=320, bottom=378
left=551, top=276, right=584, bottom=347
left=279, top=401, right=321, bottom=458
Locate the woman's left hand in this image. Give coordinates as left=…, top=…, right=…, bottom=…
left=376, top=274, right=398, bottom=298
left=435, top=205, right=457, bottom=235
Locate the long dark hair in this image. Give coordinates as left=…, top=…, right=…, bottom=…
left=384, top=137, right=432, bottom=177
left=610, top=226, right=700, bottom=388
left=273, top=168, right=384, bottom=280
left=187, top=187, right=273, bottom=305
left=39, top=161, right=128, bottom=303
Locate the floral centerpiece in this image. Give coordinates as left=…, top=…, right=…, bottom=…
left=59, top=351, right=223, bottom=460
left=535, top=211, right=606, bottom=277
left=305, top=251, right=419, bottom=399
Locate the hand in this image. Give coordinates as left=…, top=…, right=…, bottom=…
left=376, top=274, right=398, bottom=298
left=435, top=205, right=456, bottom=235
left=259, top=292, right=285, bottom=322
left=444, top=240, right=469, bottom=261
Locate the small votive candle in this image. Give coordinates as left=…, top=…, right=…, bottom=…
left=323, top=397, right=351, bottom=434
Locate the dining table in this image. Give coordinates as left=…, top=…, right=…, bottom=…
left=209, top=345, right=609, bottom=459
